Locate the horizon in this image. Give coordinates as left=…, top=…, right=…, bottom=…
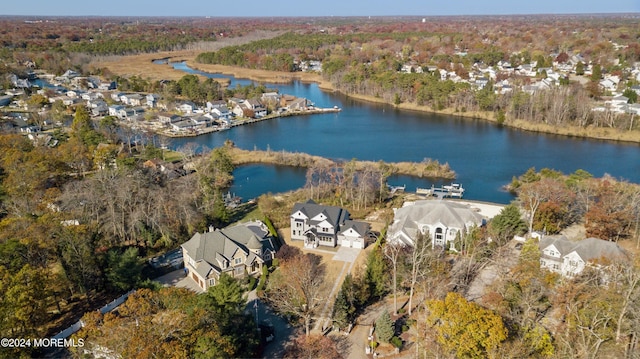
left=3, top=0, right=639, bottom=17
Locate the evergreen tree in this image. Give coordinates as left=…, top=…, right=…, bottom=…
left=591, top=63, right=602, bottom=82
left=361, top=247, right=388, bottom=303
left=332, top=273, right=357, bottom=329
left=105, top=247, right=143, bottom=291
left=375, top=309, right=395, bottom=343
left=575, top=61, right=585, bottom=76
left=489, top=203, right=527, bottom=244
left=623, top=88, right=637, bottom=104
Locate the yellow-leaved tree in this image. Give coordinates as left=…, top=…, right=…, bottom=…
left=427, top=292, right=508, bottom=358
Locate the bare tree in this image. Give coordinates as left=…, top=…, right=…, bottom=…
left=407, top=231, right=431, bottom=315
left=383, top=240, right=404, bottom=315
left=266, top=252, right=326, bottom=336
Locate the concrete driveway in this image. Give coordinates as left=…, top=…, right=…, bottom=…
left=154, top=268, right=204, bottom=293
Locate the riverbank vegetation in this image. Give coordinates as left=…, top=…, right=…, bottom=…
left=227, top=145, right=455, bottom=179
left=510, top=167, right=640, bottom=244
left=193, top=17, right=640, bottom=142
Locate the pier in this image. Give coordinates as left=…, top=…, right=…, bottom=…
left=416, top=183, right=465, bottom=198
left=160, top=106, right=341, bottom=138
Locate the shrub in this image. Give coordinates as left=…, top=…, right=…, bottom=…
left=247, top=276, right=257, bottom=290
left=390, top=336, right=403, bottom=349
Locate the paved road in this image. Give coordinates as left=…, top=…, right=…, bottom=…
left=246, top=290, right=296, bottom=359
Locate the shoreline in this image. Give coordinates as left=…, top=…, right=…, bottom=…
left=186, top=62, right=640, bottom=144
left=95, top=51, right=640, bottom=144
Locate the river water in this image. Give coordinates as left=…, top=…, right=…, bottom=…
left=169, top=62, right=640, bottom=204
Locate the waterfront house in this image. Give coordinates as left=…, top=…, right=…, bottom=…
left=387, top=200, right=485, bottom=250
left=177, top=101, right=197, bottom=114
left=261, top=92, right=280, bottom=106
left=108, top=105, right=125, bottom=117
left=290, top=200, right=370, bottom=248
left=170, top=118, right=197, bottom=132
left=146, top=93, right=160, bottom=108
left=121, top=93, right=143, bottom=106
left=158, top=113, right=181, bottom=125
left=539, top=236, right=628, bottom=278
left=181, top=221, right=277, bottom=291
left=206, top=100, right=227, bottom=111
left=211, top=105, right=231, bottom=121
left=111, top=92, right=125, bottom=102
left=244, top=99, right=267, bottom=118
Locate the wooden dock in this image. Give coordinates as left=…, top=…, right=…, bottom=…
left=416, top=183, right=465, bottom=198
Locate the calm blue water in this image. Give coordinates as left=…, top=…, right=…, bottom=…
left=170, top=63, right=640, bottom=204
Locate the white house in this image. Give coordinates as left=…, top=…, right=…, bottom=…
left=539, top=236, right=628, bottom=278
left=387, top=200, right=485, bottom=250
left=290, top=200, right=370, bottom=248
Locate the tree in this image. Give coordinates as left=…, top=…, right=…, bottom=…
left=575, top=62, right=585, bottom=76
left=489, top=203, right=527, bottom=244
left=361, top=246, right=388, bottom=303
left=200, top=273, right=245, bottom=324
left=71, top=105, right=103, bottom=146
left=427, top=292, right=508, bottom=358
left=623, top=88, right=637, bottom=104
left=283, top=334, right=342, bottom=359
left=407, top=231, right=432, bottom=315
left=197, top=146, right=234, bottom=223
left=383, top=241, right=404, bottom=315
left=57, top=225, right=102, bottom=294
left=266, top=252, right=326, bottom=336
left=591, top=63, right=602, bottom=82
left=105, top=247, right=143, bottom=291
left=375, top=309, right=395, bottom=343
left=332, top=273, right=357, bottom=329
left=198, top=274, right=259, bottom=358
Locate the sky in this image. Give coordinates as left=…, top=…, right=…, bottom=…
left=2, top=0, right=639, bottom=17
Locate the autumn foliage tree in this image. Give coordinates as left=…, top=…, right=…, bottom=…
left=427, top=292, right=508, bottom=358
left=283, top=333, right=342, bottom=359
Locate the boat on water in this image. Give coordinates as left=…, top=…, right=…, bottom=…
left=416, top=183, right=465, bottom=198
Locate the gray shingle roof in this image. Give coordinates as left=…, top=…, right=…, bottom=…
left=181, top=221, right=276, bottom=275
left=292, top=199, right=349, bottom=228
left=539, top=235, right=628, bottom=263
left=341, top=220, right=370, bottom=236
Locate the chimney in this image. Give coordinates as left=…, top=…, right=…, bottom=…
left=209, top=225, right=215, bottom=232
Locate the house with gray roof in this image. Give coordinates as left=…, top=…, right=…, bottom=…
left=290, top=200, right=370, bottom=248
left=387, top=200, right=485, bottom=250
left=181, top=220, right=277, bottom=291
left=539, top=235, right=628, bottom=278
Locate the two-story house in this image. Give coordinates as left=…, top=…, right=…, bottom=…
left=387, top=200, right=485, bottom=250
left=181, top=220, right=277, bottom=292
left=539, top=236, right=628, bottom=278
left=290, top=200, right=370, bottom=248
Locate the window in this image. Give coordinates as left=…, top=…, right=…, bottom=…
left=322, top=227, right=329, bottom=232
left=234, top=257, right=242, bottom=265
left=569, top=260, right=577, bottom=267
left=296, top=221, right=302, bottom=228
left=209, top=278, right=216, bottom=286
